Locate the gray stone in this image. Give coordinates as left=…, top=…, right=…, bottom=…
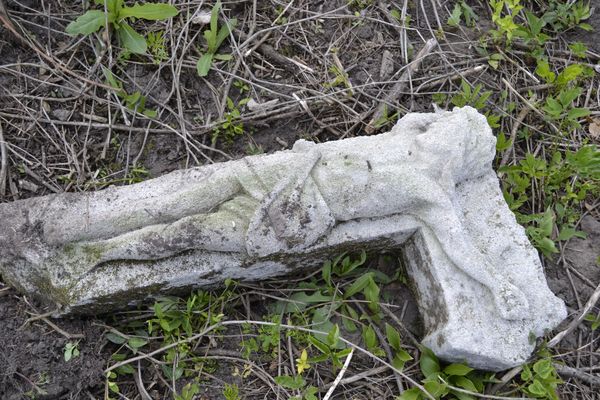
left=0, top=106, right=566, bottom=370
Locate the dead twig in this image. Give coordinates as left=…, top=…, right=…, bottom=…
left=553, top=364, right=600, bottom=387
left=19, top=300, right=85, bottom=340
left=134, top=361, right=153, bottom=400
left=21, top=312, right=85, bottom=340
left=547, top=281, right=600, bottom=348
left=323, top=348, right=354, bottom=400
left=499, top=105, right=531, bottom=169
left=365, top=38, right=437, bottom=134
left=0, top=121, right=7, bottom=196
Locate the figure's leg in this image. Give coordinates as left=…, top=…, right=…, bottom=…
left=416, top=203, right=529, bottom=320
left=74, top=195, right=259, bottom=263
left=39, top=164, right=246, bottom=245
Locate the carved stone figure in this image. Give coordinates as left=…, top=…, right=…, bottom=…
left=0, top=106, right=566, bottom=370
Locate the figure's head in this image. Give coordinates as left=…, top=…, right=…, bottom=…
left=396, top=106, right=496, bottom=184
left=448, top=106, right=496, bottom=182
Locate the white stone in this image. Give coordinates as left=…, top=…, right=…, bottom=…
left=0, top=106, right=566, bottom=370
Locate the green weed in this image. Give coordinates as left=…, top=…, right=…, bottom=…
left=500, top=145, right=599, bottom=257
left=222, top=383, right=241, bottom=400
left=211, top=97, right=249, bottom=145
left=102, top=66, right=158, bottom=118
left=584, top=313, right=600, bottom=331
left=398, top=347, right=493, bottom=399
left=175, top=383, right=200, bottom=400
left=63, top=341, right=80, bottom=362
left=519, top=354, right=562, bottom=399
left=65, top=0, right=178, bottom=54
left=447, top=1, right=477, bottom=28
left=147, top=30, right=169, bottom=64
left=196, top=1, right=237, bottom=77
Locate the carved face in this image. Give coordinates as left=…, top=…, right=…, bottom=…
left=408, top=106, right=496, bottom=184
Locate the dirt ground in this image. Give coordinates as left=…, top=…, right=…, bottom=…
left=0, top=0, right=599, bottom=399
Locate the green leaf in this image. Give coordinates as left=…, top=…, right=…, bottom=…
left=213, top=53, right=233, bottom=61
left=540, top=208, right=554, bottom=237
left=63, top=342, right=80, bottom=362
left=364, top=280, right=381, bottom=312
left=533, top=359, right=554, bottom=380
left=101, top=66, right=123, bottom=91
left=443, top=363, right=474, bottom=376
left=117, top=23, right=147, bottom=54
left=108, top=381, right=119, bottom=393
left=538, top=237, right=559, bottom=255
left=558, top=87, right=582, bottom=107
left=447, top=3, right=462, bottom=27
left=527, top=379, right=547, bottom=396
left=557, top=227, right=587, bottom=241
left=419, top=346, right=440, bottom=378
left=215, top=18, right=237, bottom=50
left=567, top=107, right=590, bottom=120
left=521, top=364, right=533, bottom=381
left=362, top=325, right=378, bottom=349
left=274, top=375, right=305, bottom=390
left=460, top=2, right=477, bottom=27
left=454, top=376, right=478, bottom=392
left=424, top=380, right=447, bottom=397
left=569, top=42, right=588, bottom=58
left=344, top=272, right=374, bottom=298
left=543, top=97, right=563, bottom=118
left=94, top=0, right=123, bottom=14
left=385, top=323, right=402, bottom=351
left=66, top=10, right=108, bottom=35
left=273, top=291, right=334, bottom=313
left=311, top=307, right=344, bottom=348
left=535, top=59, right=555, bottom=83
left=397, top=387, right=422, bottom=400
left=327, top=324, right=341, bottom=348
left=119, top=4, right=178, bottom=20
left=496, top=132, right=512, bottom=152
left=525, top=10, right=545, bottom=37
left=116, top=364, right=135, bottom=375
left=452, top=391, right=476, bottom=400
left=556, top=64, right=584, bottom=86
left=127, top=337, right=148, bottom=350
left=392, top=348, right=413, bottom=371
left=392, top=353, right=407, bottom=370
left=210, top=1, right=221, bottom=37
left=106, top=332, right=127, bottom=344
left=143, top=108, right=158, bottom=118
left=196, top=53, right=214, bottom=77
left=322, top=260, right=332, bottom=286
left=341, top=312, right=358, bottom=332
left=161, top=364, right=183, bottom=381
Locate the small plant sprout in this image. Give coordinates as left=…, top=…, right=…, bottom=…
left=63, top=341, right=80, bottom=362
left=447, top=1, right=477, bottom=28
left=196, top=1, right=238, bottom=77
left=222, top=383, right=241, bottom=400
left=65, top=0, right=178, bottom=54
left=175, top=382, right=200, bottom=400
left=296, top=349, right=311, bottom=374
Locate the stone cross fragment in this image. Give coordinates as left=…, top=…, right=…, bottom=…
left=0, top=106, right=566, bottom=371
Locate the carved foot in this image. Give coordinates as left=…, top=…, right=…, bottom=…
left=493, top=282, right=530, bottom=320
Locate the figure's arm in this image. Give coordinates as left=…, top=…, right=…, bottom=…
left=245, top=146, right=335, bottom=256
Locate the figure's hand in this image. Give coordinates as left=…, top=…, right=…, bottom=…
left=493, top=282, right=530, bottom=320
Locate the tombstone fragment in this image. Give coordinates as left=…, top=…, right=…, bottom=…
left=0, top=106, right=566, bottom=370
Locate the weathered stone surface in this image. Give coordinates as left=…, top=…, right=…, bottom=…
left=0, top=106, right=566, bottom=370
